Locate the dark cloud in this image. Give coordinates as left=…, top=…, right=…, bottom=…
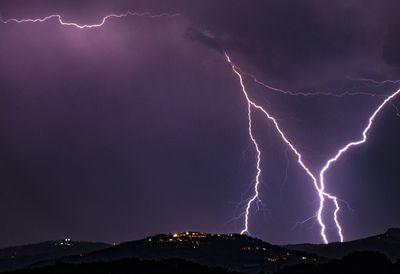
left=181, top=0, right=397, bottom=85
left=383, top=25, right=400, bottom=68
left=185, top=27, right=223, bottom=54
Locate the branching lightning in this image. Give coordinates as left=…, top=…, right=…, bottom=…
left=0, top=11, right=180, bottom=29
left=225, top=52, right=336, bottom=243
left=225, top=52, right=400, bottom=243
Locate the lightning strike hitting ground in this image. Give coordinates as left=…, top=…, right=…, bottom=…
left=224, top=52, right=337, bottom=243
left=0, top=11, right=180, bottom=28
left=318, top=88, right=400, bottom=242
left=225, top=52, right=400, bottom=244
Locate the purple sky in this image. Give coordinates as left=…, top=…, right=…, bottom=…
left=0, top=0, right=399, bottom=247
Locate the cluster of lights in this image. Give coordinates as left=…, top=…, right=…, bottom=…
left=56, top=238, right=72, bottom=246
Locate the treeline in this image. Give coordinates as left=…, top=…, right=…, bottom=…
left=276, top=251, right=400, bottom=274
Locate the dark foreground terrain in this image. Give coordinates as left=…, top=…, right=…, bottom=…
left=6, top=258, right=243, bottom=274
left=4, top=251, right=400, bottom=274
left=276, top=251, right=400, bottom=274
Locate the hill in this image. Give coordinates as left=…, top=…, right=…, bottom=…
left=286, top=228, right=400, bottom=260
left=39, top=232, right=320, bottom=273
left=0, top=240, right=110, bottom=273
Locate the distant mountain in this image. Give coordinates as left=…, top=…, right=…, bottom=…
left=286, top=228, right=400, bottom=261
left=0, top=240, right=110, bottom=273
left=44, top=232, right=321, bottom=273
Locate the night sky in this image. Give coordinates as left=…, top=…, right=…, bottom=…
left=0, top=0, right=399, bottom=247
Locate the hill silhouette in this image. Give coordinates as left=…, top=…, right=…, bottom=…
left=286, top=228, right=400, bottom=261
left=0, top=240, right=109, bottom=273
left=49, top=232, right=319, bottom=273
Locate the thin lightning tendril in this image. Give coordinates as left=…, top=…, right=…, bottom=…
left=236, top=67, right=389, bottom=98
left=238, top=67, right=400, bottom=118
left=348, top=77, right=400, bottom=87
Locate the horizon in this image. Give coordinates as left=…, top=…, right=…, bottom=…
left=2, top=227, right=400, bottom=249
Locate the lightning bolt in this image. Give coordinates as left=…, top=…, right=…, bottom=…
left=0, top=11, right=180, bottom=29
left=319, top=87, right=400, bottom=206
left=225, top=51, right=400, bottom=243
left=2, top=10, right=399, bottom=244
left=224, top=52, right=334, bottom=243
